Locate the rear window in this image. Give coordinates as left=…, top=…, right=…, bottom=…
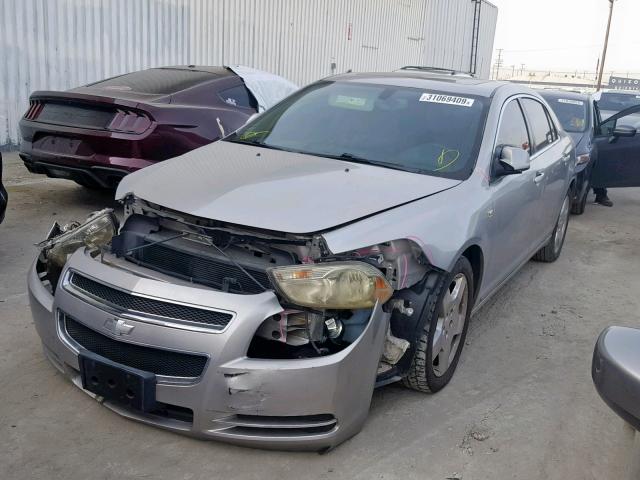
left=598, top=92, right=640, bottom=113
left=87, top=68, right=218, bottom=95
left=218, top=85, right=258, bottom=109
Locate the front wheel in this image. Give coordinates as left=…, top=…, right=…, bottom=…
left=533, top=192, right=570, bottom=263
left=403, top=257, right=474, bottom=393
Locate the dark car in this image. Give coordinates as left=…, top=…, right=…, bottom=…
left=19, top=65, right=296, bottom=189
left=0, top=153, right=7, bottom=224
left=590, top=102, right=640, bottom=191
left=595, top=90, right=640, bottom=120
left=541, top=90, right=640, bottom=212
left=540, top=90, right=595, bottom=214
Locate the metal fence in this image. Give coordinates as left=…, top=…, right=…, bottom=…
left=0, top=0, right=497, bottom=147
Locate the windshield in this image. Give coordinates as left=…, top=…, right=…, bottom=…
left=227, top=81, right=489, bottom=179
left=597, top=92, right=640, bottom=113
left=543, top=96, right=588, bottom=133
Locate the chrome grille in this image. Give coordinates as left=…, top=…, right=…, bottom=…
left=69, top=273, right=233, bottom=330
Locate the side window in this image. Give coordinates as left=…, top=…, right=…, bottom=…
left=496, top=100, right=531, bottom=153
left=520, top=99, right=556, bottom=152
left=218, top=85, right=257, bottom=109
left=600, top=117, right=617, bottom=137
left=545, top=109, right=559, bottom=142
left=593, top=102, right=601, bottom=134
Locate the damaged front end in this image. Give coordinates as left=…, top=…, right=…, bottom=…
left=28, top=196, right=435, bottom=450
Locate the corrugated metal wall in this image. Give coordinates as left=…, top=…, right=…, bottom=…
left=423, top=0, right=497, bottom=79
left=0, top=0, right=497, bottom=147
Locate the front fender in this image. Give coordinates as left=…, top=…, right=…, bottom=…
left=322, top=181, right=489, bottom=273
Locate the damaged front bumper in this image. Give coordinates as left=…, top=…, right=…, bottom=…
left=28, top=249, right=390, bottom=451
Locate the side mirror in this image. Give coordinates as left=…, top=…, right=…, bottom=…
left=613, top=125, right=637, bottom=138
left=495, top=145, right=531, bottom=177
left=607, top=125, right=636, bottom=144
left=593, top=326, right=640, bottom=431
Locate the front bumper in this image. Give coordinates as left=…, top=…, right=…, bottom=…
left=28, top=250, right=389, bottom=451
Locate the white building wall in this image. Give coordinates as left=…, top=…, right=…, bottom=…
left=0, top=0, right=497, bottom=146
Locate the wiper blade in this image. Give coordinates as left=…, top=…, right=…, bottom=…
left=323, top=152, right=426, bottom=174
left=226, top=137, right=301, bottom=154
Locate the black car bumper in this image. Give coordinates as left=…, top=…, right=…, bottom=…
left=20, top=154, right=127, bottom=189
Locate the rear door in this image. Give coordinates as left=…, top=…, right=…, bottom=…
left=591, top=105, right=640, bottom=188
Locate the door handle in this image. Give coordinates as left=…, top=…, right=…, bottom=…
left=561, top=153, right=571, bottom=163
left=534, top=171, right=545, bottom=184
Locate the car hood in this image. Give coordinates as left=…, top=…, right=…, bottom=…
left=116, top=141, right=461, bottom=234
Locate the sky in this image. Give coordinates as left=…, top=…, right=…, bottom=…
left=489, top=0, right=640, bottom=74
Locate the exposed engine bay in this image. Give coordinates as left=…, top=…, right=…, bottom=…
left=36, top=196, right=432, bottom=368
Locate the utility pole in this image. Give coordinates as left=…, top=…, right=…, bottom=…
left=493, top=49, right=504, bottom=80
left=596, top=0, right=617, bottom=91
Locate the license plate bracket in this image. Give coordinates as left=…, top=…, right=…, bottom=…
left=78, top=350, right=157, bottom=412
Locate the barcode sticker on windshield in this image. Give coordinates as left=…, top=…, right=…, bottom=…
left=558, top=98, right=584, bottom=106
left=419, top=93, right=475, bottom=107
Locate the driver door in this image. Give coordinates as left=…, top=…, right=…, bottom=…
left=591, top=105, right=640, bottom=188
left=482, top=98, right=543, bottom=297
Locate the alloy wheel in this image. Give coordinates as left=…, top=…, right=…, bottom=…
left=432, top=273, right=469, bottom=377
left=554, top=195, right=570, bottom=254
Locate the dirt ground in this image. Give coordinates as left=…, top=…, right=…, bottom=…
left=1, top=151, right=639, bottom=480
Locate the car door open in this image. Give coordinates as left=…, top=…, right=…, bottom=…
left=592, top=105, right=640, bottom=189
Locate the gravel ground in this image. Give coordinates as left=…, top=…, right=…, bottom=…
left=1, top=151, right=639, bottom=480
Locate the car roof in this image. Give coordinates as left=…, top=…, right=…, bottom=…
left=328, top=71, right=508, bottom=97
left=538, top=89, right=589, bottom=101
left=600, top=89, right=640, bottom=96
left=158, top=65, right=236, bottom=77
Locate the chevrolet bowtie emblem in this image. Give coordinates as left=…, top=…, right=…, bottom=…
left=104, top=318, right=135, bottom=336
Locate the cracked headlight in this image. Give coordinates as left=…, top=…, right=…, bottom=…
left=267, top=262, right=393, bottom=309
left=39, top=209, right=119, bottom=268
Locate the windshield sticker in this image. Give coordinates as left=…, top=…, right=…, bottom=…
left=557, top=98, right=584, bottom=106
left=329, top=94, right=374, bottom=111
left=419, top=93, right=475, bottom=107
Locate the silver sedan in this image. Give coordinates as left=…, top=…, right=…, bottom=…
left=28, top=71, right=575, bottom=450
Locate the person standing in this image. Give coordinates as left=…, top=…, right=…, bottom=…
left=594, top=187, right=613, bottom=207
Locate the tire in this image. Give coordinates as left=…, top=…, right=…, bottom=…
left=571, top=178, right=589, bottom=215
left=403, top=256, right=474, bottom=393
left=533, top=192, right=571, bottom=263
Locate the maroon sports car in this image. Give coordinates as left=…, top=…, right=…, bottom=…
left=19, top=65, right=297, bottom=189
